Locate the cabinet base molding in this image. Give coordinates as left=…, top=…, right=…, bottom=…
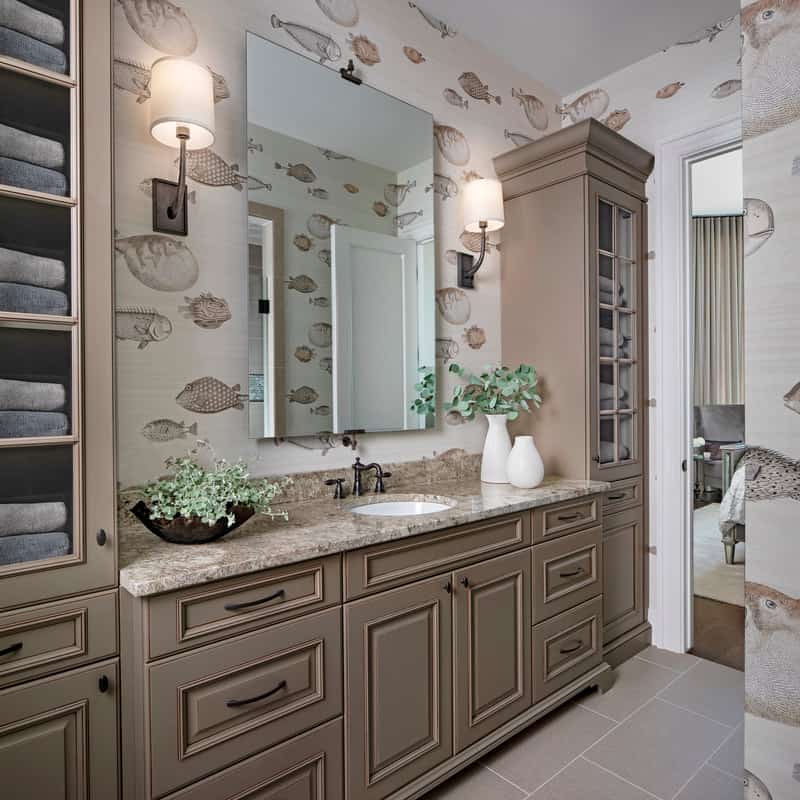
left=384, top=662, right=612, bottom=800
left=603, top=622, right=652, bottom=668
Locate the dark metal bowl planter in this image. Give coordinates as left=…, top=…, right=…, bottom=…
left=130, top=501, right=255, bottom=545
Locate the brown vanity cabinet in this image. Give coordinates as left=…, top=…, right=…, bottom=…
left=497, top=119, right=654, bottom=661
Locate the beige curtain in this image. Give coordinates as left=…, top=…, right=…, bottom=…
left=692, top=215, right=744, bottom=405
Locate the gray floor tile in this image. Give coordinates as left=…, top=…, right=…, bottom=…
left=675, top=765, right=743, bottom=800
left=531, top=757, right=653, bottom=800
left=658, top=658, right=744, bottom=728
left=635, top=646, right=699, bottom=673
left=586, top=699, right=731, bottom=799
left=709, top=724, right=744, bottom=778
left=580, top=655, right=678, bottom=721
left=481, top=703, right=615, bottom=792
left=422, top=765, right=525, bottom=800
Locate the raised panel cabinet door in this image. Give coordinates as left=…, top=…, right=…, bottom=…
left=0, top=659, right=119, bottom=799
left=344, top=575, right=453, bottom=800
left=602, top=507, right=645, bottom=644
left=453, top=551, right=531, bottom=752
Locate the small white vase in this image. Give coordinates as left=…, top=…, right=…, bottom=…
left=481, top=414, right=512, bottom=483
left=506, top=435, right=545, bottom=489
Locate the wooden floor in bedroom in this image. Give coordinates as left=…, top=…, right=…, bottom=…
left=690, top=595, right=745, bottom=672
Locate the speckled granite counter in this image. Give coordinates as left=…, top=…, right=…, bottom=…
left=119, top=476, right=610, bottom=596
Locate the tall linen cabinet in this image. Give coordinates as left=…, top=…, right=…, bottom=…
left=0, top=0, right=118, bottom=794
left=496, top=119, right=654, bottom=664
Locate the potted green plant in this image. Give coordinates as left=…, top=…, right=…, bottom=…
left=131, top=443, right=289, bottom=544
left=445, top=363, right=543, bottom=484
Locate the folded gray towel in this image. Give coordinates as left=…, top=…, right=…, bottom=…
left=0, top=122, right=63, bottom=170
left=0, top=25, right=65, bottom=72
left=600, top=383, right=628, bottom=402
left=0, top=0, right=64, bottom=46
left=599, top=276, right=622, bottom=295
left=599, top=327, right=625, bottom=347
left=0, top=501, right=67, bottom=535
left=0, top=410, right=68, bottom=437
left=0, top=155, right=67, bottom=195
left=0, top=531, right=70, bottom=565
left=0, top=281, right=68, bottom=314
left=600, top=441, right=630, bottom=462
left=599, top=344, right=614, bottom=358
left=0, top=246, right=65, bottom=289
left=0, top=378, right=65, bottom=411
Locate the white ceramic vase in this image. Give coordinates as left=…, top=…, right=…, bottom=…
left=481, top=414, right=512, bottom=483
left=506, top=435, right=545, bottom=489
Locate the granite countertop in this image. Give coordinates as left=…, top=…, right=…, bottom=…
left=118, top=476, right=610, bottom=597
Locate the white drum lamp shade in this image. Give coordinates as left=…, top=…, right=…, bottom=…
left=149, top=58, right=216, bottom=150
left=463, top=178, right=505, bottom=233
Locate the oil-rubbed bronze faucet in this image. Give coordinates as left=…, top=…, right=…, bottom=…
left=352, top=457, right=391, bottom=496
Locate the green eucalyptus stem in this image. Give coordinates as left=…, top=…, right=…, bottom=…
left=444, top=363, right=543, bottom=422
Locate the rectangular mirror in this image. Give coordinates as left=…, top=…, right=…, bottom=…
left=246, top=32, right=435, bottom=439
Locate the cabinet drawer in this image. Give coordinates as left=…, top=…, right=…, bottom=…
left=163, top=718, right=343, bottom=800
left=532, top=496, right=601, bottom=544
left=532, top=528, right=602, bottom=624
left=0, top=590, right=117, bottom=689
left=148, top=607, right=342, bottom=798
left=345, top=512, right=530, bottom=599
left=147, top=555, right=341, bottom=659
left=532, top=597, right=603, bottom=703
left=603, top=478, right=643, bottom=514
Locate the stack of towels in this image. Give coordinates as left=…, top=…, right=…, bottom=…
left=0, top=377, right=68, bottom=437
left=0, top=245, right=68, bottom=314
left=599, top=381, right=629, bottom=411
left=0, top=500, right=69, bottom=565
left=599, top=325, right=632, bottom=358
left=0, top=0, right=67, bottom=74
left=599, top=441, right=631, bottom=463
left=599, top=275, right=628, bottom=307
left=0, top=121, right=67, bottom=195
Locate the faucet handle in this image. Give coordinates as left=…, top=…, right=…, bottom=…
left=375, top=471, right=392, bottom=494
left=325, top=477, right=347, bottom=499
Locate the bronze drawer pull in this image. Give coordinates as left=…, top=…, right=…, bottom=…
left=443, top=581, right=452, bottom=594
left=559, top=567, right=585, bottom=579
left=557, top=512, right=582, bottom=522
left=559, top=640, right=583, bottom=655
left=226, top=679, right=287, bottom=708
left=607, top=493, right=626, bottom=501
left=0, top=642, right=23, bottom=658
left=224, top=588, right=285, bottom=612
left=460, top=577, right=469, bottom=588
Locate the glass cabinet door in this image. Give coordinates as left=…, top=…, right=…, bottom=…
left=591, top=180, right=644, bottom=481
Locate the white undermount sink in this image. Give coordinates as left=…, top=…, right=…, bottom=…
left=350, top=500, right=453, bottom=517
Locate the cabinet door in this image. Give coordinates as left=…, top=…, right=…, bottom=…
left=344, top=575, right=452, bottom=800
left=602, top=507, right=645, bottom=644
left=0, top=659, right=119, bottom=799
left=453, top=551, right=531, bottom=752
left=589, top=178, right=646, bottom=482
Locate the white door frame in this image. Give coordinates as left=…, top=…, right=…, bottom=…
left=651, top=115, right=741, bottom=652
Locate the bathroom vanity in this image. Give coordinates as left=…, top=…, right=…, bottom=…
left=119, top=479, right=612, bottom=800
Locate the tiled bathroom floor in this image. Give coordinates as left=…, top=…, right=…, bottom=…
left=423, top=647, right=744, bottom=800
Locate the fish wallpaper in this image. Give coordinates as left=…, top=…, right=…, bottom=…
left=113, top=0, right=561, bottom=486
left=740, top=0, right=800, bottom=795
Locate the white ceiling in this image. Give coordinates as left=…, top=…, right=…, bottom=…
left=419, top=0, right=741, bottom=96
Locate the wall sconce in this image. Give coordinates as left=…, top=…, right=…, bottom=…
left=457, top=178, right=505, bottom=289
left=149, top=58, right=215, bottom=236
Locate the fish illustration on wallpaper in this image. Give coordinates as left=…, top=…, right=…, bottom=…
left=602, top=108, right=631, bottom=131
left=182, top=149, right=249, bottom=190
left=656, top=81, right=685, bottom=99
left=114, top=58, right=229, bottom=104
left=115, top=234, right=199, bottom=291
left=138, top=178, right=196, bottom=205
left=672, top=14, right=737, bottom=47
left=348, top=33, right=381, bottom=65
left=744, top=446, right=800, bottom=501
left=744, top=197, right=775, bottom=256
left=459, top=72, right=501, bottom=105
left=742, top=0, right=800, bottom=137
left=287, top=386, right=319, bottom=405
left=408, top=2, right=456, bottom=38
left=426, top=174, right=458, bottom=200
left=310, top=405, right=331, bottom=416
left=179, top=292, right=231, bottom=329
left=318, top=148, right=353, bottom=160
left=308, top=213, right=339, bottom=239
left=286, top=275, right=319, bottom=294
left=141, top=418, right=198, bottom=442
left=318, top=249, right=332, bottom=267
left=293, top=234, right=314, bottom=252
left=115, top=307, right=173, bottom=349
left=343, top=183, right=359, bottom=193
left=460, top=230, right=499, bottom=254
left=445, top=409, right=467, bottom=426
left=395, top=210, right=423, bottom=228
left=294, top=346, right=316, bottom=363
left=504, top=129, right=534, bottom=147
left=319, top=357, right=333, bottom=374
left=384, top=180, right=416, bottom=206
left=434, top=124, right=470, bottom=166
left=275, top=161, right=317, bottom=183
left=436, top=337, right=459, bottom=363
left=270, top=14, right=342, bottom=64
left=436, top=287, right=471, bottom=325
left=462, top=170, right=482, bottom=182
left=116, top=0, right=197, bottom=56
left=512, top=88, right=549, bottom=131
left=308, top=187, right=329, bottom=200
left=246, top=176, right=272, bottom=192
left=372, top=201, right=389, bottom=217
left=556, top=88, right=610, bottom=122
left=711, top=79, right=741, bottom=98
left=308, top=322, right=332, bottom=347
left=462, top=325, right=486, bottom=350
left=403, top=46, right=425, bottom=64
left=309, top=296, right=330, bottom=308
left=744, top=770, right=773, bottom=800
left=248, top=138, right=263, bottom=153
left=176, top=377, right=246, bottom=413
left=315, top=0, right=359, bottom=28
left=443, top=88, right=468, bottom=110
